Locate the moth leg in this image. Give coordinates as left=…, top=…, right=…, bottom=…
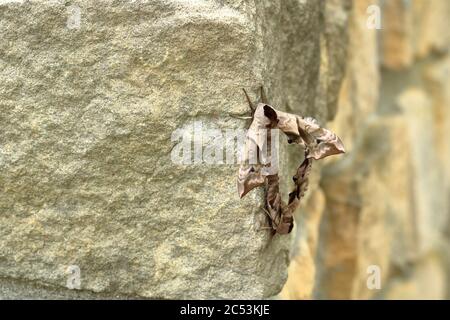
left=258, top=210, right=274, bottom=231
left=242, top=88, right=255, bottom=115
left=261, top=207, right=278, bottom=229
left=261, top=207, right=272, bottom=219
left=260, top=86, right=268, bottom=104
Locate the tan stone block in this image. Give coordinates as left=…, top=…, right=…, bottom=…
left=413, top=0, right=450, bottom=58
left=381, top=0, right=415, bottom=70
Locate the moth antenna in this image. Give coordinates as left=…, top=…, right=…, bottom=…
left=260, top=86, right=268, bottom=104
left=242, top=88, right=255, bottom=113
left=229, top=114, right=253, bottom=120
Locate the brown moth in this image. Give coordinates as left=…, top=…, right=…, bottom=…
left=237, top=87, right=345, bottom=235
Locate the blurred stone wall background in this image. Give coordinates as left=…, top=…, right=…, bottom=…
left=281, top=0, right=450, bottom=300
left=0, top=0, right=448, bottom=299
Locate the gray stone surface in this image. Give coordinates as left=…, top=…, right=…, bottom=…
left=0, top=0, right=327, bottom=299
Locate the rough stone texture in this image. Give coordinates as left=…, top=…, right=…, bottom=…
left=0, top=0, right=329, bottom=299
left=2, top=0, right=449, bottom=300
left=282, top=0, right=450, bottom=300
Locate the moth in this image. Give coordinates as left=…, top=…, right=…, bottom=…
left=236, top=87, right=345, bottom=235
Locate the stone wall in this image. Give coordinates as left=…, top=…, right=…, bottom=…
left=0, top=0, right=449, bottom=299
left=0, top=0, right=328, bottom=299
left=282, top=0, right=450, bottom=300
